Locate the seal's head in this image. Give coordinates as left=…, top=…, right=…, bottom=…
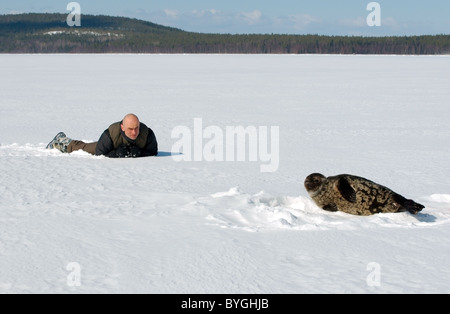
left=304, top=173, right=326, bottom=194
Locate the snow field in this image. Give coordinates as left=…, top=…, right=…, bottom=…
left=0, top=54, right=450, bottom=294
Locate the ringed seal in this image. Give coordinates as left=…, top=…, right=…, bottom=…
left=304, top=173, right=424, bottom=216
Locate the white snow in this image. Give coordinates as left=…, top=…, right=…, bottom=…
left=0, top=54, right=450, bottom=294
left=44, top=30, right=123, bottom=37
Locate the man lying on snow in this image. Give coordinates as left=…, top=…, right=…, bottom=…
left=46, top=113, right=158, bottom=158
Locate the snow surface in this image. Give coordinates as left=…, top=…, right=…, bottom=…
left=0, top=54, right=450, bottom=294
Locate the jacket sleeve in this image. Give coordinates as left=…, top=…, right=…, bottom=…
left=95, top=129, right=121, bottom=158
left=141, top=128, right=158, bottom=157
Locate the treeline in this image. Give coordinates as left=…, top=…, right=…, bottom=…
left=1, top=13, right=449, bottom=54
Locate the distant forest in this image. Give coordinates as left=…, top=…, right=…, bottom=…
left=1, top=13, right=450, bottom=54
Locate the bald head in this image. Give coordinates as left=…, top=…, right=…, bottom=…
left=121, top=113, right=140, bottom=140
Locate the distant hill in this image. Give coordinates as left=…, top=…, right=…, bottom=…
left=1, top=13, right=449, bottom=54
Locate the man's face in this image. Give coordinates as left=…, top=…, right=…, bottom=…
left=121, top=117, right=140, bottom=140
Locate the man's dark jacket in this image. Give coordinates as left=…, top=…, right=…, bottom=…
left=95, top=122, right=158, bottom=158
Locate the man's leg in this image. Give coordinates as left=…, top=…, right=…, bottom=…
left=67, top=141, right=98, bottom=155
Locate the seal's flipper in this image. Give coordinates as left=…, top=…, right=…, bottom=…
left=403, top=199, right=425, bottom=215
left=323, top=203, right=338, bottom=212
left=337, top=177, right=357, bottom=203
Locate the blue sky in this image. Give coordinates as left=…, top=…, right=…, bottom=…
left=2, top=1, right=449, bottom=35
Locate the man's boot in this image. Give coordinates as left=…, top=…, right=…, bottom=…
left=46, top=132, right=67, bottom=149
left=47, top=132, right=73, bottom=153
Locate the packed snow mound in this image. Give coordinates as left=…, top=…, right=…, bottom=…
left=0, top=143, right=100, bottom=158
left=429, top=194, right=450, bottom=203
left=183, top=187, right=450, bottom=232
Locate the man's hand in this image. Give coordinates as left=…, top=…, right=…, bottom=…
left=116, top=144, right=130, bottom=158
left=129, top=145, right=142, bottom=158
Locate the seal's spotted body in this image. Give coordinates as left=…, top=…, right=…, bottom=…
left=304, top=173, right=424, bottom=216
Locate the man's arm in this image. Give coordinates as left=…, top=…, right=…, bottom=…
left=141, top=128, right=158, bottom=157
left=95, top=130, right=127, bottom=158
